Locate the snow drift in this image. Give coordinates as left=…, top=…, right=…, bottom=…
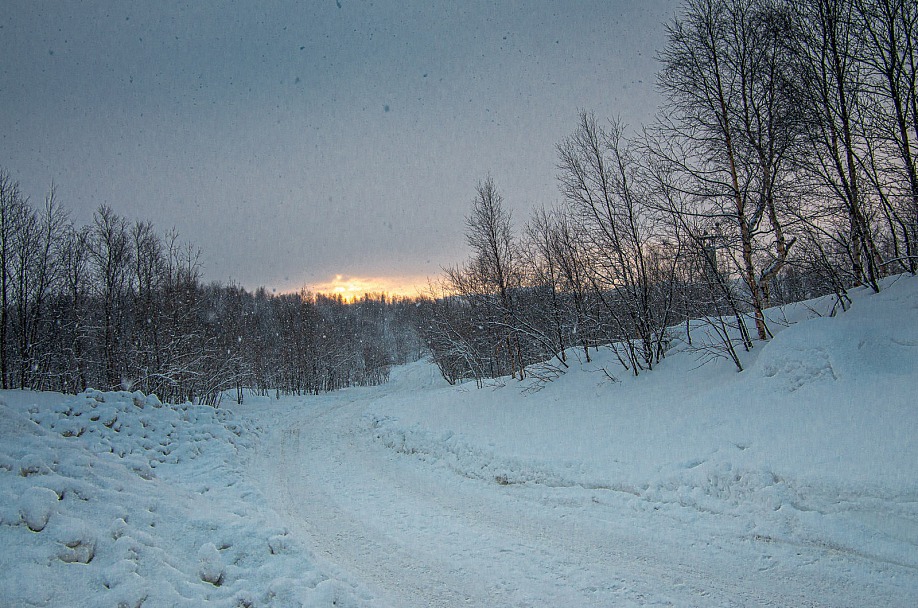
left=363, top=276, right=918, bottom=600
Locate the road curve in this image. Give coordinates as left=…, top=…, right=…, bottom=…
left=240, top=380, right=911, bottom=607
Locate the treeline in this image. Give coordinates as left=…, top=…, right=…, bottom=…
left=423, top=0, right=918, bottom=384
left=0, top=172, right=423, bottom=404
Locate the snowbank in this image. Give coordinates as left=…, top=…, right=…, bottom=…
left=0, top=388, right=360, bottom=607
left=367, top=275, right=918, bottom=577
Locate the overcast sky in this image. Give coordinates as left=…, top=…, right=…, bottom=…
left=2, top=0, right=677, bottom=294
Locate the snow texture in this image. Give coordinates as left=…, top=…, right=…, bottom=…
left=2, top=274, right=918, bottom=606
left=0, top=388, right=362, bottom=606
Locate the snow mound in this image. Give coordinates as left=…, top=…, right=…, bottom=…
left=0, top=389, right=362, bottom=607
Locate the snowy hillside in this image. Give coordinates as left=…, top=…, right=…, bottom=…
left=2, top=275, right=917, bottom=606
left=360, top=277, right=918, bottom=602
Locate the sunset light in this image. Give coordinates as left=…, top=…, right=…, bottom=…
left=310, top=274, right=432, bottom=302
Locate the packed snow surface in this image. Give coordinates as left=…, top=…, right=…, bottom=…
left=2, top=275, right=918, bottom=606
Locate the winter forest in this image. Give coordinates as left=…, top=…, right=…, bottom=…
left=2, top=0, right=918, bottom=605
left=425, top=0, right=918, bottom=385
left=3, top=0, right=917, bottom=401
left=0, top=178, right=425, bottom=403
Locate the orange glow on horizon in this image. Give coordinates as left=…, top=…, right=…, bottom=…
left=308, top=274, right=433, bottom=302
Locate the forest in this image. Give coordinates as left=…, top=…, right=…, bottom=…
left=0, top=178, right=424, bottom=403
left=2, top=0, right=916, bottom=399
left=423, top=0, right=918, bottom=384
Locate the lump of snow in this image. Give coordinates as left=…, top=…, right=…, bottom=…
left=106, top=575, right=149, bottom=608
left=18, top=453, right=50, bottom=477
left=233, top=590, right=257, bottom=608
left=83, top=389, right=106, bottom=403
left=57, top=418, right=86, bottom=438
left=20, top=486, right=59, bottom=532
left=267, top=533, right=295, bottom=555
left=123, top=456, right=155, bottom=480
left=95, top=406, right=118, bottom=428
left=310, top=579, right=357, bottom=607
left=198, top=542, right=225, bottom=586
left=56, top=525, right=97, bottom=564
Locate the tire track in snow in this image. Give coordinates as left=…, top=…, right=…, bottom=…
left=251, top=399, right=494, bottom=607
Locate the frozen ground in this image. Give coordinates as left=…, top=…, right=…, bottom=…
left=2, top=275, right=918, bottom=606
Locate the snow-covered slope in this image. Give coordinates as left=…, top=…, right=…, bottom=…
left=2, top=275, right=917, bottom=606
left=375, top=278, right=917, bottom=514
left=368, top=276, right=918, bottom=585
left=0, top=389, right=361, bottom=607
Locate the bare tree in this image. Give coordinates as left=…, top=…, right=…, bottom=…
left=523, top=206, right=571, bottom=365
left=558, top=111, right=678, bottom=373
left=789, top=0, right=883, bottom=290
left=57, top=225, right=92, bottom=391
left=549, top=207, right=597, bottom=362
left=653, top=0, right=802, bottom=341
left=854, top=0, right=918, bottom=272
left=86, top=205, right=133, bottom=389
left=127, top=220, right=166, bottom=394
left=452, top=177, right=526, bottom=379
left=0, top=171, right=27, bottom=388
left=12, top=186, right=68, bottom=388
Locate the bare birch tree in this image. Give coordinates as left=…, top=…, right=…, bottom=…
left=653, top=0, right=801, bottom=341
left=558, top=112, right=678, bottom=373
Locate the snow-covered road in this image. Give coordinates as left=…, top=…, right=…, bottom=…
left=235, top=281, right=918, bottom=606
left=241, top=365, right=915, bottom=607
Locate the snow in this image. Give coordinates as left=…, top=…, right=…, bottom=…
left=2, top=274, right=918, bottom=606
left=0, top=388, right=364, bottom=606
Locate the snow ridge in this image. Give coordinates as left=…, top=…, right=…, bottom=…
left=370, top=411, right=918, bottom=571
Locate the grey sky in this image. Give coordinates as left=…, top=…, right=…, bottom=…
left=2, top=0, right=677, bottom=293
